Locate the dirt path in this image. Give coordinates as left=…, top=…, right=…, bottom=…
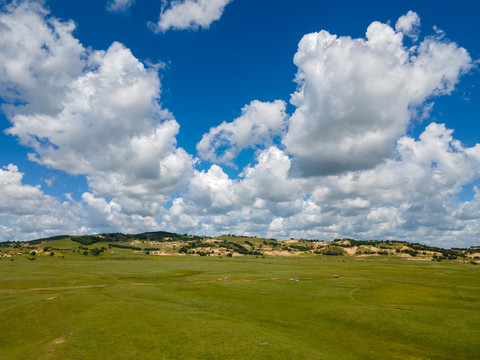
left=0, top=276, right=328, bottom=294
left=0, top=284, right=108, bottom=294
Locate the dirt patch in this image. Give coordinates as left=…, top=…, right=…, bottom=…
left=264, top=250, right=299, bottom=256
left=204, top=238, right=220, bottom=244
left=51, top=336, right=67, bottom=345
left=343, top=247, right=357, bottom=255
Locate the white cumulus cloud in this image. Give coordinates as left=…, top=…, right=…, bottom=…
left=395, top=10, right=421, bottom=41
left=1, top=4, right=480, bottom=248
left=81, top=192, right=162, bottom=233
left=305, top=123, right=480, bottom=245
left=0, top=0, right=85, bottom=114
left=1, top=2, right=195, bottom=205
left=197, top=100, right=287, bottom=165
left=240, top=147, right=308, bottom=203
left=284, top=13, right=472, bottom=177
left=0, top=164, right=83, bottom=241
left=152, top=0, right=231, bottom=32
left=162, top=122, right=480, bottom=247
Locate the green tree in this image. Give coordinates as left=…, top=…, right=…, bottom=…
left=90, top=248, right=102, bottom=256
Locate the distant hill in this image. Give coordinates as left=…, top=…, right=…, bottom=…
left=1, top=232, right=479, bottom=263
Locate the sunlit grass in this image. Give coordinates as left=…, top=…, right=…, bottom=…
left=0, top=255, right=479, bottom=359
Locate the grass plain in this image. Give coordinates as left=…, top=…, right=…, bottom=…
left=1, top=247, right=479, bottom=359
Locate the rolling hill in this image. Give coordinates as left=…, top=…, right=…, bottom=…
left=1, top=232, right=479, bottom=264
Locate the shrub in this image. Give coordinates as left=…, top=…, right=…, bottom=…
left=90, top=248, right=103, bottom=256
left=72, top=236, right=102, bottom=246
left=401, top=249, right=418, bottom=257
left=178, top=246, right=189, bottom=254
left=289, top=244, right=312, bottom=252
left=322, top=246, right=345, bottom=256
left=108, top=244, right=141, bottom=251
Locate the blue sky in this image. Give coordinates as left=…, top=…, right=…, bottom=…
left=1, top=0, right=479, bottom=247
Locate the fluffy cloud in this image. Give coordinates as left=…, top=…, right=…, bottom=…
left=304, top=123, right=480, bottom=244
left=107, top=0, right=136, bottom=13
left=0, top=164, right=55, bottom=216
left=1, top=2, right=194, bottom=204
left=167, top=13, right=478, bottom=247
left=240, top=147, right=308, bottom=203
left=152, top=0, right=231, bottom=32
left=161, top=146, right=305, bottom=236
left=0, top=162, right=169, bottom=239
left=180, top=147, right=308, bottom=214
left=163, top=122, right=480, bottom=247
left=455, top=188, right=480, bottom=221
left=187, top=165, right=243, bottom=212
left=1, top=4, right=480, bottom=248
left=395, top=10, right=421, bottom=41
left=0, top=164, right=83, bottom=241
left=284, top=13, right=472, bottom=177
left=196, top=100, right=287, bottom=165
left=0, top=0, right=85, bottom=114
left=81, top=192, right=163, bottom=233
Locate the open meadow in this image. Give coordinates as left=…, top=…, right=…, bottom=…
left=1, top=245, right=479, bottom=360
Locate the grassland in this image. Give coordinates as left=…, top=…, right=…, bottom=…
left=1, top=242, right=479, bottom=359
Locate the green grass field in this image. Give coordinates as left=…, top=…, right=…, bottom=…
left=1, top=252, right=479, bottom=359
